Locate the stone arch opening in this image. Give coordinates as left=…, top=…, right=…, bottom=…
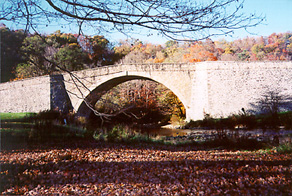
left=76, top=75, right=187, bottom=124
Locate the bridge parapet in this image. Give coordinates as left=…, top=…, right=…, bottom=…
left=69, top=63, right=196, bottom=78
left=1, top=61, right=292, bottom=121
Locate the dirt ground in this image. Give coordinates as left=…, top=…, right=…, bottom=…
left=0, top=140, right=291, bottom=195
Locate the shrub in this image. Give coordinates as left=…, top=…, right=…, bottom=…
left=275, top=143, right=292, bottom=154
left=237, top=114, right=257, bottom=129
left=98, top=124, right=136, bottom=142
left=106, top=125, right=123, bottom=142
left=25, top=110, right=83, bottom=142
left=279, top=111, right=292, bottom=129
left=236, top=138, right=264, bottom=150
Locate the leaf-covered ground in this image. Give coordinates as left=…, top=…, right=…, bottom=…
left=0, top=140, right=291, bottom=195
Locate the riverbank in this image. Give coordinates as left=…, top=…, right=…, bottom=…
left=1, top=140, right=291, bottom=195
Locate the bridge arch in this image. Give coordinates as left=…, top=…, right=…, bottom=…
left=76, top=74, right=188, bottom=119
left=2, top=62, right=292, bottom=121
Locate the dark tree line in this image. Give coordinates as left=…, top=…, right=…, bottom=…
left=0, top=25, right=121, bottom=82
left=0, top=25, right=26, bottom=82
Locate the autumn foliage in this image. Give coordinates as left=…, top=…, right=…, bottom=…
left=1, top=140, right=291, bottom=195
left=115, top=32, right=292, bottom=63
left=93, top=80, right=185, bottom=126
left=2, top=25, right=292, bottom=82
left=183, top=42, right=218, bottom=62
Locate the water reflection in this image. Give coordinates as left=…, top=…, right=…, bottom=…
left=142, top=128, right=190, bottom=137
left=142, top=128, right=292, bottom=144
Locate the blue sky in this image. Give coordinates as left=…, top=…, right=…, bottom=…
left=147, top=0, right=292, bottom=43
left=108, top=0, right=292, bottom=44
left=4, top=0, right=292, bottom=44
left=231, top=0, right=292, bottom=39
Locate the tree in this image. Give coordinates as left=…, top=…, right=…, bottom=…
left=14, top=31, right=119, bottom=78
left=83, top=35, right=116, bottom=66
left=115, top=40, right=165, bottom=64
left=163, top=42, right=187, bottom=63
left=16, top=34, right=52, bottom=78
left=1, top=0, right=264, bottom=41
left=250, top=90, right=292, bottom=128
left=15, top=32, right=88, bottom=78
left=0, top=25, right=26, bottom=82
left=114, top=40, right=132, bottom=59
left=183, top=41, right=218, bottom=62
left=251, top=91, right=292, bottom=116
left=93, top=80, right=185, bottom=126
left=54, top=43, right=88, bottom=71
left=237, top=49, right=250, bottom=61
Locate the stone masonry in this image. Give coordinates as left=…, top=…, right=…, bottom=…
left=1, top=61, right=292, bottom=121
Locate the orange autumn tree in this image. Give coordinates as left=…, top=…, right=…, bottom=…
left=183, top=41, right=218, bottom=62
left=144, top=43, right=165, bottom=63
left=94, top=80, right=180, bottom=125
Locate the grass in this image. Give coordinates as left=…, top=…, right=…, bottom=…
left=275, top=143, right=292, bottom=154
left=0, top=112, right=35, bottom=122
left=0, top=112, right=86, bottom=150
left=255, top=143, right=292, bottom=155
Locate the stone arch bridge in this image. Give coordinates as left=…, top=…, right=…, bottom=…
left=1, top=61, right=292, bottom=121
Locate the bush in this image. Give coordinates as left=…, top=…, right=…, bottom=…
left=185, top=114, right=217, bottom=129
left=35, top=110, right=61, bottom=121
left=275, top=143, right=292, bottom=154
left=24, top=110, right=84, bottom=142
left=106, top=125, right=123, bottom=142
left=238, top=114, right=257, bottom=129
left=236, top=138, right=264, bottom=150
left=96, top=125, right=136, bottom=142
left=279, top=112, right=292, bottom=129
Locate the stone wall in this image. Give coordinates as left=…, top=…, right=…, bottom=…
left=1, top=62, right=292, bottom=121
left=0, top=76, right=51, bottom=113
left=204, top=61, right=292, bottom=118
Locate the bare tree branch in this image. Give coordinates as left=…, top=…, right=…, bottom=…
left=1, top=0, right=264, bottom=41
left=249, top=90, right=292, bottom=115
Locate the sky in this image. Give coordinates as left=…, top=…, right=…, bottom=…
left=229, top=0, right=292, bottom=40
left=107, top=0, right=292, bottom=44
left=136, top=0, right=292, bottom=43
left=4, top=0, right=292, bottom=44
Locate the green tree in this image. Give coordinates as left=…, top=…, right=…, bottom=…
left=0, top=25, right=26, bottom=82
left=237, top=50, right=250, bottom=61
left=88, top=35, right=114, bottom=66
left=114, top=40, right=132, bottom=60
left=14, top=63, right=36, bottom=79
left=47, top=30, right=78, bottom=48
left=54, top=43, right=88, bottom=71
left=250, top=42, right=268, bottom=61
left=16, top=34, right=51, bottom=78
left=15, top=31, right=91, bottom=78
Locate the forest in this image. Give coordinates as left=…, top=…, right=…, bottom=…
left=1, top=23, right=292, bottom=83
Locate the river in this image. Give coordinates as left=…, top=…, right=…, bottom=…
left=142, top=127, right=292, bottom=144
